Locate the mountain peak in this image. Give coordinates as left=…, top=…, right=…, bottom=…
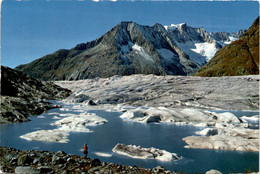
left=118, top=21, right=135, bottom=26
left=164, top=23, right=186, bottom=31
left=15, top=20, right=244, bottom=80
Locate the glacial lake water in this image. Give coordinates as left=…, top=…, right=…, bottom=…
left=0, top=101, right=259, bottom=174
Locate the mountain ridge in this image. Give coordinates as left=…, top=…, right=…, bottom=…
left=15, top=21, right=243, bottom=80
left=194, top=17, right=259, bottom=77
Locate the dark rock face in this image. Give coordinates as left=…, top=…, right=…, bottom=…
left=231, top=29, right=247, bottom=38
left=209, top=30, right=246, bottom=42
left=0, top=66, right=71, bottom=123
left=15, top=22, right=225, bottom=80
left=194, top=17, right=259, bottom=77
left=1, top=66, right=71, bottom=100
left=209, top=32, right=231, bottom=42
left=0, top=146, right=176, bottom=174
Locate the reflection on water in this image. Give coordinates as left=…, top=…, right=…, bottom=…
left=0, top=101, right=259, bottom=173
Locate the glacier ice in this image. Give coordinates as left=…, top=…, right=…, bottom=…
left=112, top=143, right=182, bottom=161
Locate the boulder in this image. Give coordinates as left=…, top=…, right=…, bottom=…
left=52, top=155, right=65, bottom=165
left=15, top=166, right=40, bottom=174
left=37, top=166, right=53, bottom=173
left=17, top=154, right=33, bottom=166
left=153, top=166, right=165, bottom=173
left=90, top=158, right=101, bottom=167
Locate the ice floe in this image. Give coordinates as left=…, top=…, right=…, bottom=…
left=37, top=116, right=46, bottom=118
left=183, top=133, right=259, bottom=152
left=51, top=113, right=107, bottom=132
left=20, top=112, right=107, bottom=143
left=52, top=116, right=61, bottom=119
left=119, top=107, right=244, bottom=128
left=112, top=143, right=182, bottom=161
left=184, top=127, right=259, bottom=152
left=47, top=112, right=60, bottom=115
left=20, top=129, right=70, bottom=143
left=241, top=115, right=259, bottom=122
left=118, top=106, right=259, bottom=152
left=94, top=152, right=113, bottom=157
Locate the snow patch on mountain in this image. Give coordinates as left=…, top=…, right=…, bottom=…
left=176, top=42, right=207, bottom=66
left=119, top=41, right=154, bottom=63
left=132, top=44, right=154, bottom=62
left=191, top=42, right=219, bottom=62
left=164, top=23, right=186, bottom=31
left=132, top=44, right=142, bottom=52
left=224, top=36, right=238, bottom=44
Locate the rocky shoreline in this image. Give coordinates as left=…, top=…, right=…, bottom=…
left=0, top=146, right=181, bottom=174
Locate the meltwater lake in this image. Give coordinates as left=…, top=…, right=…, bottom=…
left=0, top=101, right=259, bottom=174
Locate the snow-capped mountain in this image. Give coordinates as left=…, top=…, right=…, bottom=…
left=15, top=21, right=243, bottom=80
left=163, top=23, right=245, bottom=66
left=194, top=17, right=258, bottom=77
left=209, top=29, right=246, bottom=45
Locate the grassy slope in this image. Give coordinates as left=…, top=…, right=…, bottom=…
left=194, top=17, right=259, bottom=77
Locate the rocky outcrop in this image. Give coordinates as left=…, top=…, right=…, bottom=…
left=0, top=146, right=177, bottom=174
left=209, top=30, right=246, bottom=43
left=209, top=32, right=230, bottom=42
left=194, top=17, right=259, bottom=77
left=165, top=23, right=215, bottom=43
left=0, top=66, right=71, bottom=123
left=1, top=66, right=71, bottom=100
left=0, top=96, right=53, bottom=123
left=231, top=29, right=247, bottom=38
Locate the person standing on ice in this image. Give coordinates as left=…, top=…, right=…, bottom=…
left=83, top=143, right=88, bottom=157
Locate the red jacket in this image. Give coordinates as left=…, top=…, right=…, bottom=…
left=84, top=145, right=88, bottom=151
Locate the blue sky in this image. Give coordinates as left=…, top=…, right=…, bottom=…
left=1, top=0, right=259, bottom=68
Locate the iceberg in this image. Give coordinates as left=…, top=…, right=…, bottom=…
left=20, top=112, right=107, bottom=143
left=112, top=143, right=182, bottom=162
